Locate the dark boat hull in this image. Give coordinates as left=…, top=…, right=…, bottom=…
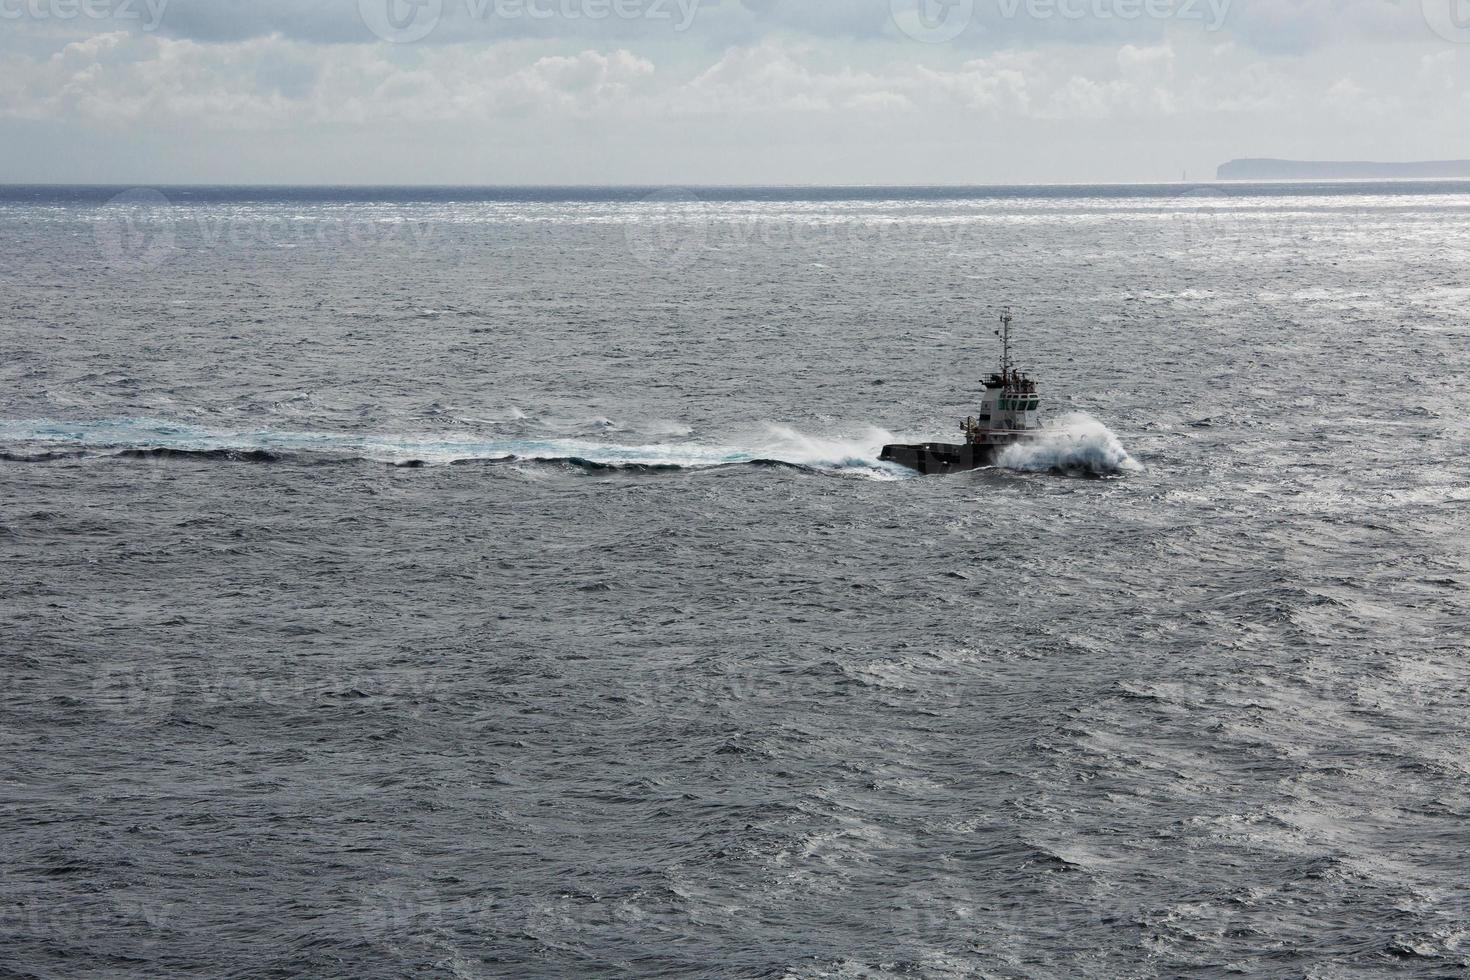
left=880, top=442, right=1005, bottom=475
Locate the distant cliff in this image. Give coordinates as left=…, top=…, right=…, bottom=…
left=1218, top=158, right=1470, bottom=180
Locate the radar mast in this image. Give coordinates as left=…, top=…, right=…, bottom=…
left=996, top=308, right=1015, bottom=381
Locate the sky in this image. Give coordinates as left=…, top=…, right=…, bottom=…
left=1, top=0, right=1469, bottom=184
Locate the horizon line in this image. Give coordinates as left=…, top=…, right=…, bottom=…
left=8, top=177, right=1470, bottom=190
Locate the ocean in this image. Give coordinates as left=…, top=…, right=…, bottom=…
left=2, top=182, right=1467, bottom=977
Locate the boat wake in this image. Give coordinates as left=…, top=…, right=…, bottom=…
left=997, top=412, right=1143, bottom=477
left=0, top=419, right=910, bottom=481
left=1, top=416, right=1141, bottom=480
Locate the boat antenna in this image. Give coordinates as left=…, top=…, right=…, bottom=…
left=996, top=308, right=1014, bottom=381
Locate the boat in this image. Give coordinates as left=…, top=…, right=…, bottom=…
left=880, top=309, right=1044, bottom=475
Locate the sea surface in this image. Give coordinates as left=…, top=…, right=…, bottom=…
left=2, top=183, right=1468, bottom=978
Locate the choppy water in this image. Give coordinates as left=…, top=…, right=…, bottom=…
left=2, top=183, right=1468, bottom=978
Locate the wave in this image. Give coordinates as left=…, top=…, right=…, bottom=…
left=997, top=413, right=1143, bottom=477
left=2, top=416, right=1142, bottom=480
left=0, top=418, right=909, bottom=480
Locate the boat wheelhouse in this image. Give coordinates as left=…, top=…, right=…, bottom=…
left=880, top=309, right=1044, bottom=475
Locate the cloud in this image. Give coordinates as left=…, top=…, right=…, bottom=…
left=674, top=39, right=1190, bottom=120
left=1, top=0, right=1468, bottom=184
left=3, top=27, right=1462, bottom=131
left=0, top=0, right=1450, bottom=53
left=0, top=33, right=659, bottom=124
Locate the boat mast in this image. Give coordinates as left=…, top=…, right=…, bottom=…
left=997, top=308, right=1014, bottom=382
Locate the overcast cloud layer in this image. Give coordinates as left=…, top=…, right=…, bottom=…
left=2, top=0, right=1468, bottom=184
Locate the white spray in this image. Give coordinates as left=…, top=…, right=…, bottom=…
left=997, top=412, right=1142, bottom=477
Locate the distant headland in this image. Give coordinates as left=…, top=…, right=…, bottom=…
left=1218, top=158, right=1470, bottom=180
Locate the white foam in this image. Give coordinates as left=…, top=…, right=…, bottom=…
left=997, top=412, right=1142, bottom=477
left=4, top=415, right=1145, bottom=480
left=748, top=424, right=904, bottom=477
left=0, top=418, right=910, bottom=480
